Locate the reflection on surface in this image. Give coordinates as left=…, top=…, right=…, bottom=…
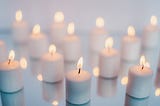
left=92, top=66, right=99, bottom=77
left=1, top=89, right=25, bottom=106
left=64, top=61, right=76, bottom=72
left=66, top=101, right=90, bottom=106
left=30, top=58, right=42, bottom=76
left=121, top=76, right=128, bottom=86
left=42, top=81, right=64, bottom=103
left=97, top=77, right=117, bottom=97
left=125, top=94, right=149, bottom=106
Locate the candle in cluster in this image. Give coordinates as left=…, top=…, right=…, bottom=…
left=28, top=24, right=49, bottom=59
left=41, top=44, right=64, bottom=83
left=0, top=50, right=23, bottom=93
left=126, top=56, right=153, bottom=98
left=99, top=37, right=120, bottom=78
left=121, top=26, right=141, bottom=61
left=12, top=10, right=29, bottom=43
left=142, top=16, right=160, bottom=49
left=66, top=57, right=91, bottom=104
left=90, top=17, right=107, bottom=52
left=63, top=22, right=81, bottom=62
left=0, top=40, right=7, bottom=62
left=51, top=11, right=66, bottom=47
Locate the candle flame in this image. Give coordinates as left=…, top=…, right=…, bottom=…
left=140, top=55, right=146, bottom=66
left=150, top=15, right=157, bottom=26
left=15, top=10, right=22, bottom=22
left=52, top=100, right=59, bottom=106
left=33, top=24, right=40, bottom=34
left=77, top=57, right=83, bottom=70
left=121, top=76, right=128, bottom=85
left=49, top=44, right=56, bottom=54
left=54, top=11, right=64, bottom=23
left=37, top=74, right=43, bottom=81
left=155, top=88, right=160, bottom=96
left=93, top=66, right=99, bottom=77
left=67, top=22, right=74, bottom=35
left=128, top=26, right=135, bottom=37
left=105, top=37, right=113, bottom=49
left=8, top=50, right=15, bottom=62
left=96, top=17, right=104, bottom=28
left=20, top=57, right=27, bottom=69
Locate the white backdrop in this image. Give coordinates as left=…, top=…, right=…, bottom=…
left=0, top=0, right=160, bottom=32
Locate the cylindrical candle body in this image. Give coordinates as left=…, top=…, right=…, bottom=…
left=41, top=53, right=64, bottom=83
left=66, top=70, right=91, bottom=104
left=90, top=28, right=107, bottom=52
left=142, top=25, right=160, bottom=49
left=28, top=33, right=49, bottom=59
left=0, top=61, right=23, bottom=93
left=126, top=66, right=153, bottom=98
left=121, top=36, right=141, bottom=61
left=12, top=21, right=29, bottom=43
left=99, top=48, right=120, bottom=78
left=63, top=35, right=81, bottom=62
left=0, top=41, right=7, bottom=62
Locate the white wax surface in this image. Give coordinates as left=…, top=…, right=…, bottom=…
left=126, top=65, right=153, bottom=98
left=12, top=21, right=29, bottom=43
left=142, top=25, right=160, bottom=49
left=63, top=34, right=81, bottom=62
left=90, top=27, right=107, bottom=52
left=41, top=52, right=64, bottom=83
left=66, top=70, right=91, bottom=104
left=28, top=33, right=49, bottom=58
left=0, top=61, right=23, bottom=92
left=0, top=40, right=7, bottom=62
left=99, top=48, right=120, bottom=78
left=121, top=35, right=141, bottom=61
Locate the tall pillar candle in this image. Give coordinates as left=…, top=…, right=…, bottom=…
left=99, top=37, right=120, bottom=78
left=28, top=24, right=49, bottom=59
left=0, top=40, right=7, bottom=62
left=63, top=22, right=81, bottom=62
left=142, top=16, right=160, bottom=49
left=90, top=17, right=107, bottom=52
left=0, top=50, right=23, bottom=93
left=66, top=57, right=91, bottom=104
left=121, top=26, right=141, bottom=61
left=12, top=10, right=29, bottom=43
left=126, top=56, right=153, bottom=98
left=41, top=44, right=64, bottom=83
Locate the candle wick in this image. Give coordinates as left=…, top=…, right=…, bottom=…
left=142, top=65, right=144, bottom=70
left=8, top=59, right=11, bottom=65
left=78, top=68, right=81, bottom=74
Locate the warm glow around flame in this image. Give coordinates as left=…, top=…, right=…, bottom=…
left=8, top=50, right=15, bottom=62
left=32, top=24, right=40, bottom=34
left=96, top=17, right=104, bottom=28
left=150, top=15, right=157, bottom=26
left=54, top=11, right=64, bottom=23
left=93, top=66, right=99, bottom=77
left=15, top=10, right=22, bottom=22
left=20, top=57, right=27, bottom=69
left=128, top=26, right=135, bottom=37
left=77, top=57, right=83, bottom=70
left=121, top=76, right=128, bottom=85
left=140, top=55, right=146, bottom=66
left=37, top=74, right=43, bottom=81
left=67, top=22, right=74, bottom=35
left=49, top=44, right=56, bottom=54
left=155, top=88, right=160, bottom=96
left=105, top=37, right=113, bottom=49
left=52, top=100, right=59, bottom=106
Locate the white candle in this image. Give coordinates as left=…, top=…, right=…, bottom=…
left=90, top=17, right=107, bottom=52
left=66, top=57, right=91, bottom=104
left=12, top=10, right=29, bottom=43
left=126, top=56, right=153, bottom=98
left=41, top=44, right=64, bottom=83
left=51, top=11, right=66, bottom=47
left=0, top=40, right=7, bottom=62
left=0, top=50, right=23, bottom=93
left=63, top=22, right=82, bottom=62
left=142, top=16, right=160, bottom=49
left=121, top=26, right=141, bottom=61
left=99, top=37, right=120, bottom=78
left=28, top=24, right=49, bottom=59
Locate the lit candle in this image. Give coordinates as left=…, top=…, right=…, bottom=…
left=12, top=10, right=29, bottom=43
left=0, top=50, right=23, bottom=93
left=90, top=17, right=107, bottom=52
left=0, top=40, right=7, bottom=62
left=121, top=26, right=141, bottom=61
left=41, top=44, right=64, bottom=83
left=63, top=22, right=82, bottom=62
left=51, top=11, right=67, bottom=48
left=66, top=57, right=91, bottom=104
left=99, top=37, right=120, bottom=78
left=28, top=24, right=49, bottom=59
left=142, top=16, right=160, bottom=49
left=126, top=56, right=153, bottom=98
